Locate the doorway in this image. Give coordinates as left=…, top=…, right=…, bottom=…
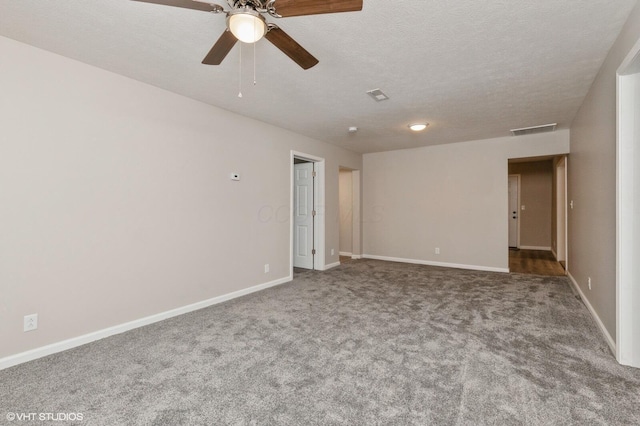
left=616, top=41, right=640, bottom=368
left=338, top=168, right=362, bottom=263
left=555, top=156, right=568, bottom=269
left=291, top=151, right=325, bottom=271
left=508, top=174, right=520, bottom=248
left=293, top=160, right=314, bottom=269
left=508, top=158, right=564, bottom=276
left=339, top=168, right=353, bottom=261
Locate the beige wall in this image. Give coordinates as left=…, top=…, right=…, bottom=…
left=339, top=170, right=353, bottom=254
left=508, top=161, right=553, bottom=249
left=363, top=131, right=569, bottom=271
left=0, top=37, right=362, bottom=360
left=568, top=2, right=640, bottom=342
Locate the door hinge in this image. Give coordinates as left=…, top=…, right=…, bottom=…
left=312, top=249, right=316, bottom=255
left=312, top=210, right=316, bottom=217
left=312, top=171, right=316, bottom=178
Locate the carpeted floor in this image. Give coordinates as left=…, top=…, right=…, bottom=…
left=2, top=259, right=640, bottom=425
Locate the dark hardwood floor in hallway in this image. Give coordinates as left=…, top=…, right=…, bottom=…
left=509, top=249, right=566, bottom=276
left=338, top=252, right=564, bottom=276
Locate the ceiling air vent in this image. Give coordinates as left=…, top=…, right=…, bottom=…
left=366, top=88, right=389, bottom=102
left=510, top=123, right=557, bottom=136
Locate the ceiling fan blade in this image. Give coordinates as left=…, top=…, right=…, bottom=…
left=131, top=0, right=220, bottom=13
left=272, top=0, right=362, bottom=17
left=202, top=30, right=238, bottom=65
left=265, top=27, right=318, bottom=70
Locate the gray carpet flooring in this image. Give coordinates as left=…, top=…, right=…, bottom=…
left=2, top=259, right=640, bottom=425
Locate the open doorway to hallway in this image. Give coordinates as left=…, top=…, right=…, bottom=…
left=508, top=156, right=567, bottom=276
left=554, top=156, right=568, bottom=270
left=338, top=167, right=361, bottom=264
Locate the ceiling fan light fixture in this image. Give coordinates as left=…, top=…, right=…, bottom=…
left=227, top=8, right=267, bottom=44
left=409, top=123, right=428, bottom=132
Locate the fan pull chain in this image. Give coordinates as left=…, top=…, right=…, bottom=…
left=238, top=42, right=243, bottom=98
left=253, top=40, right=257, bottom=86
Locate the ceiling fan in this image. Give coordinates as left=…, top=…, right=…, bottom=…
left=132, top=0, right=363, bottom=69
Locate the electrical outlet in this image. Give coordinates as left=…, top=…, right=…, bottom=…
left=588, top=277, right=591, bottom=290
left=435, top=247, right=440, bottom=255
left=264, top=264, right=269, bottom=273
left=331, top=249, right=335, bottom=256
left=24, top=314, right=38, bottom=332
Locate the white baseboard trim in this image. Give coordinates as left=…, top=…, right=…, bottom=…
left=339, top=251, right=352, bottom=256
left=519, top=245, right=552, bottom=251
left=0, top=275, right=293, bottom=371
left=322, top=261, right=341, bottom=270
left=551, top=247, right=558, bottom=260
left=567, top=271, right=616, bottom=355
left=351, top=255, right=362, bottom=259
left=362, top=254, right=509, bottom=273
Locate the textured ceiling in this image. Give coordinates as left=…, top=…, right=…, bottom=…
left=0, top=0, right=636, bottom=153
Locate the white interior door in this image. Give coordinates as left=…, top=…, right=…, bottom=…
left=508, top=175, right=519, bottom=248
left=294, top=162, right=314, bottom=269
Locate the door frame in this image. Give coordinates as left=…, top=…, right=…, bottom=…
left=293, top=161, right=315, bottom=270
left=351, top=170, right=362, bottom=259
left=616, top=37, right=640, bottom=368
left=338, top=167, right=362, bottom=260
left=290, top=151, right=325, bottom=271
left=554, top=156, right=568, bottom=270
left=508, top=174, right=521, bottom=249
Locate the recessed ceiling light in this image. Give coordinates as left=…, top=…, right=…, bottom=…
left=348, top=126, right=358, bottom=133
left=409, top=123, right=428, bottom=132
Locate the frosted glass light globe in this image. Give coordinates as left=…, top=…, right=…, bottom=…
left=228, top=11, right=266, bottom=43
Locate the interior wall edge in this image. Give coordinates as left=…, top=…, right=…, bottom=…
left=567, top=272, right=616, bottom=356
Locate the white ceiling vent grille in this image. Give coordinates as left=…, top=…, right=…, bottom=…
left=510, top=123, right=557, bottom=136
left=366, top=89, right=389, bottom=102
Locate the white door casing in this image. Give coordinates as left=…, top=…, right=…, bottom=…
left=293, top=162, right=314, bottom=269
left=617, top=41, right=640, bottom=368
left=556, top=157, right=567, bottom=263
left=508, top=175, right=520, bottom=248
